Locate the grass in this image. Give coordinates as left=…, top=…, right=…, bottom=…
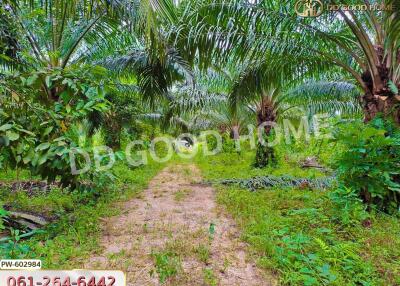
left=195, top=142, right=400, bottom=286
left=151, top=250, right=182, bottom=283
left=174, top=188, right=192, bottom=202
left=0, top=158, right=166, bottom=268
left=203, top=268, right=218, bottom=286
left=194, top=243, right=211, bottom=264
left=197, top=142, right=327, bottom=182
left=150, top=231, right=211, bottom=284
left=2, top=139, right=400, bottom=285
left=0, top=168, right=36, bottom=182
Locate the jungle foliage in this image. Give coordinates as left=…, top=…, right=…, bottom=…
left=0, top=0, right=399, bottom=284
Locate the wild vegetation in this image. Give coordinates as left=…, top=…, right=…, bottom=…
left=1, top=0, right=399, bottom=285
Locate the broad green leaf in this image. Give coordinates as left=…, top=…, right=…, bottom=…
left=31, top=153, right=39, bottom=167
left=43, top=126, right=54, bottom=136
left=56, top=147, right=67, bottom=156
left=38, top=154, right=48, bottom=165
left=92, top=65, right=107, bottom=76
left=0, top=54, right=11, bottom=61
left=5, top=131, right=19, bottom=141
left=36, top=142, right=51, bottom=151
left=26, top=74, right=39, bottom=86
left=16, top=142, right=24, bottom=154
left=16, top=128, right=35, bottom=136
left=54, top=136, right=66, bottom=142
left=0, top=207, right=8, bottom=217
left=0, top=136, right=10, bottom=146
left=23, top=156, right=31, bottom=164
left=0, top=124, right=12, bottom=131
left=84, top=101, right=94, bottom=109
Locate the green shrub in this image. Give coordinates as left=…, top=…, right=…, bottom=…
left=333, top=117, right=400, bottom=213
left=151, top=251, right=181, bottom=283
left=0, top=229, right=32, bottom=259
left=329, top=187, right=370, bottom=226
left=0, top=65, right=112, bottom=190
left=204, top=133, right=219, bottom=152
left=222, top=134, right=238, bottom=153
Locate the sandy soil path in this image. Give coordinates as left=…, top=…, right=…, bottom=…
left=86, top=164, right=275, bottom=286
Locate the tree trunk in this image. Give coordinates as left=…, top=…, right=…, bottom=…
left=254, top=96, right=277, bottom=168
left=361, top=46, right=400, bottom=123
left=230, top=125, right=240, bottom=140
left=256, top=97, right=277, bottom=134
left=105, top=114, right=122, bottom=150
left=362, top=92, right=400, bottom=124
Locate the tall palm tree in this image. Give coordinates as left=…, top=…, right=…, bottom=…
left=1, top=0, right=181, bottom=102
left=169, top=0, right=400, bottom=123
left=227, top=59, right=361, bottom=167
left=149, top=63, right=360, bottom=166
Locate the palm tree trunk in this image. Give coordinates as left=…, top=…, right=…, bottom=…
left=362, top=92, right=400, bottom=124
left=230, top=125, right=240, bottom=140
left=361, top=47, right=400, bottom=124
left=254, top=97, right=277, bottom=168
left=361, top=52, right=400, bottom=206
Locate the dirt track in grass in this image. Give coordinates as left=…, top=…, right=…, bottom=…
left=86, top=164, right=275, bottom=286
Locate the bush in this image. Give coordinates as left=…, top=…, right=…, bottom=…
left=333, top=117, right=400, bottom=213
left=221, top=134, right=238, bottom=153
left=329, top=187, right=370, bottom=226
left=204, top=133, right=219, bottom=152
left=0, top=65, right=113, bottom=191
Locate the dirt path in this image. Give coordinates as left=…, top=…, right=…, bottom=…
left=86, top=164, right=275, bottom=286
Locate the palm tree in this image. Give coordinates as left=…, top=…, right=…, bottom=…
left=153, top=62, right=360, bottom=167
left=169, top=0, right=400, bottom=123
left=1, top=0, right=181, bottom=102
left=215, top=53, right=360, bottom=166
left=1, top=0, right=194, bottom=146
left=135, top=77, right=227, bottom=135
left=165, top=53, right=360, bottom=165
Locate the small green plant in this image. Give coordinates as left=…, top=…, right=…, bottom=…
left=0, top=65, right=111, bottom=191
left=0, top=229, right=31, bottom=259
left=329, top=186, right=370, bottom=226
left=174, top=189, right=191, bottom=202
left=203, top=268, right=218, bottom=286
left=333, top=117, right=400, bottom=213
left=208, top=222, right=215, bottom=240
left=254, top=142, right=276, bottom=168
left=271, top=228, right=376, bottom=285
left=221, top=135, right=238, bottom=153
left=150, top=251, right=181, bottom=283
left=195, top=244, right=211, bottom=264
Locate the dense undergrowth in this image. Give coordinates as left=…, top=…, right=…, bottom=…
left=195, top=138, right=400, bottom=286
left=1, top=1, right=399, bottom=285
left=1, top=119, right=400, bottom=285
left=0, top=159, right=165, bottom=268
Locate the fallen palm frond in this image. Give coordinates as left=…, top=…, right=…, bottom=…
left=218, top=175, right=336, bottom=191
